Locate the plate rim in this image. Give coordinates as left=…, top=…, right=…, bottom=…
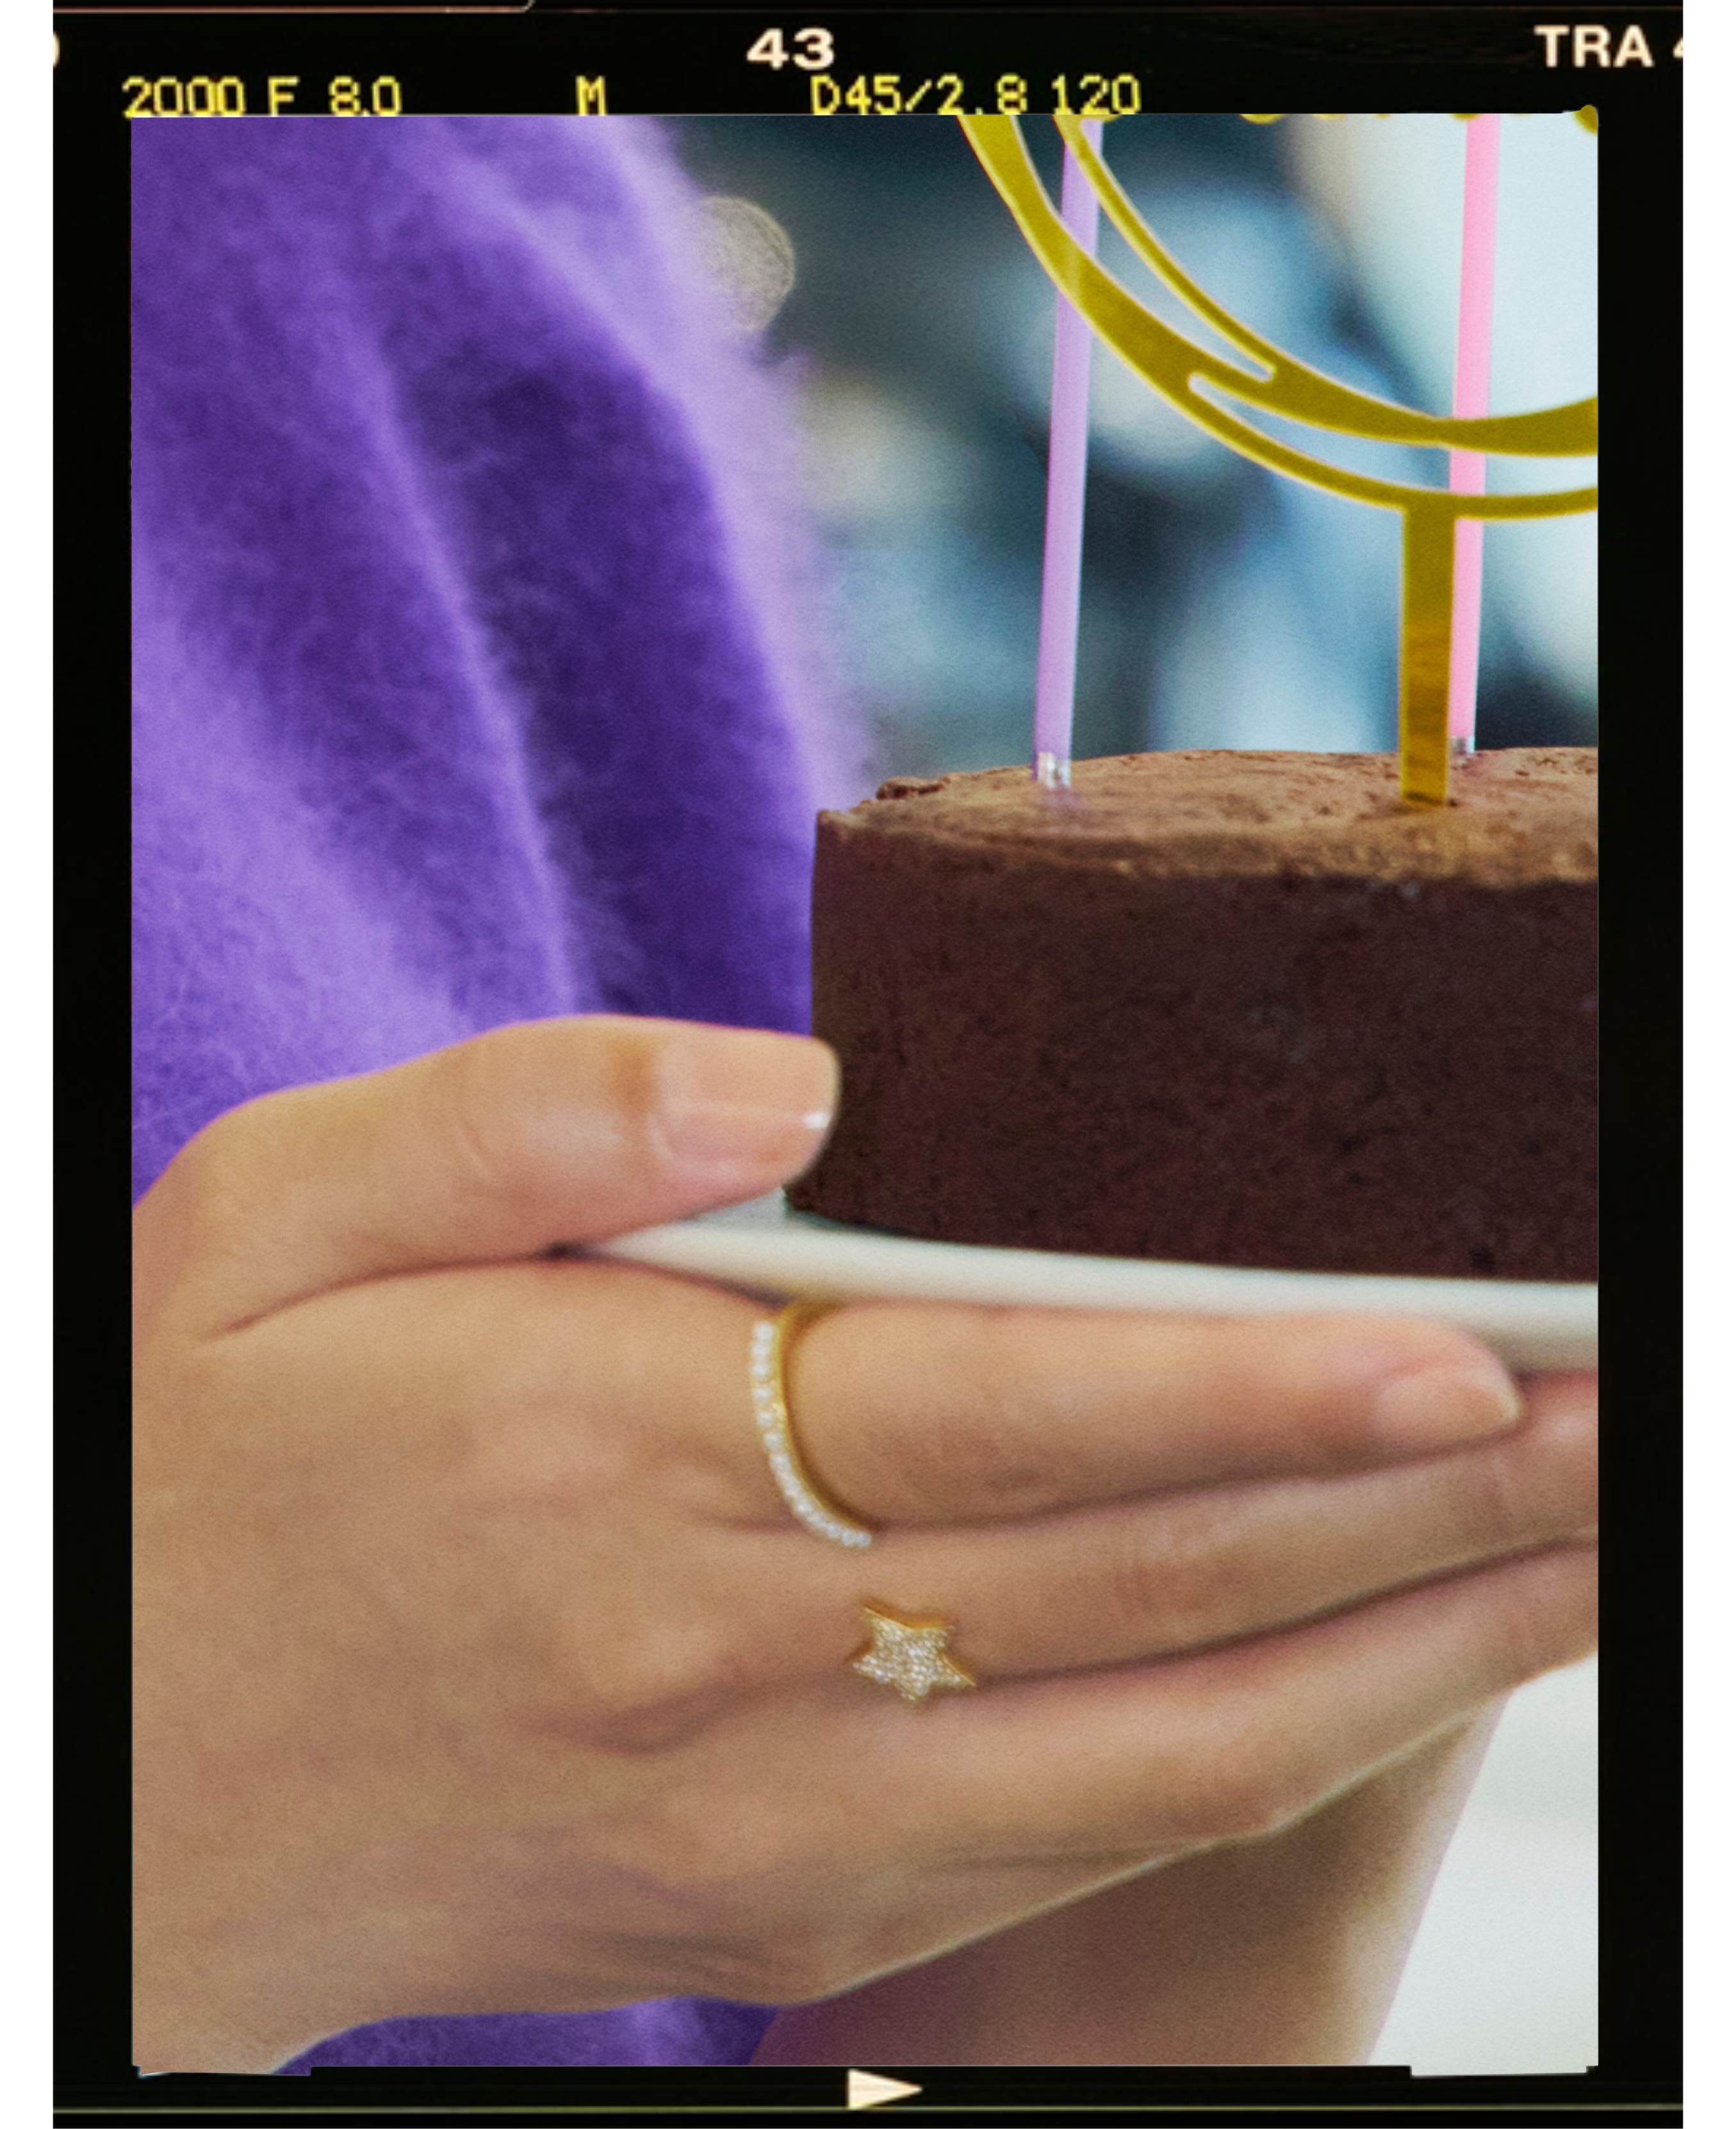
left=593, top=1192, right=1596, bottom=1362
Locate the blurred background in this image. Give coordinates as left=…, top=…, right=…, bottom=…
left=670, top=111, right=1596, bottom=787
left=668, top=111, right=1598, bottom=2078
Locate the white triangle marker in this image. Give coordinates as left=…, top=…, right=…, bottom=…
left=846, top=2068, right=924, bottom=2110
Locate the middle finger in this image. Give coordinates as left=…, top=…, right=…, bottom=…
left=783, top=1303, right=1528, bottom=1527
left=792, top=1370, right=1596, bottom=1686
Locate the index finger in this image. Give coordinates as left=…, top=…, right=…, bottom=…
left=789, top=1304, right=1527, bottom=1522
left=135, top=1017, right=837, bottom=1335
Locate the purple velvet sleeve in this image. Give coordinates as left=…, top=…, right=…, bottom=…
left=133, top=114, right=853, bottom=1201
left=132, top=116, right=851, bottom=2069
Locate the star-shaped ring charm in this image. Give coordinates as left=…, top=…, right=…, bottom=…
left=849, top=1605, right=978, bottom=1704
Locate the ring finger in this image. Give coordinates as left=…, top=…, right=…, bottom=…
left=787, top=1371, right=1596, bottom=1689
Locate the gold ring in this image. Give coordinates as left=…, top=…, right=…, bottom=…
left=748, top=1303, right=876, bottom=1550
left=850, top=1604, right=978, bottom=1704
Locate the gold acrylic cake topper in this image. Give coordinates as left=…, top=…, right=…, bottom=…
left=960, top=114, right=1597, bottom=806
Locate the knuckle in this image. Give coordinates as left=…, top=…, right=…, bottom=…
left=1082, top=1737, right=1291, bottom=1855
left=1491, top=1548, right=1599, bottom=1683
left=907, top=1415, right=1056, bottom=1522
left=553, top=1617, right=742, bottom=1755
left=1194, top=1754, right=1292, bottom=1843
left=1102, top=1508, right=1247, bottom=1652
left=620, top=1809, right=871, bottom=2002
left=603, top=1026, right=680, bottom=1183
left=1539, top=1410, right=1600, bottom=1532
left=156, top=1092, right=275, bottom=1233
left=434, top=1020, right=669, bottom=1213
left=136, top=1090, right=316, bottom=1319
left=1163, top=1718, right=1307, bottom=1846
left=1462, top=1417, right=1598, bottom=1559
left=915, top=1313, right=1083, bottom=1518
left=434, top=1030, right=545, bottom=1205
left=615, top=1783, right=891, bottom=2003
left=721, top=1939, right=862, bottom=2007
left=702, top=1919, right=858, bottom=2005
left=1460, top=1442, right=1534, bottom=1555
left=639, top=1790, right=801, bottom=1900
left=759, top=1942, right=875, bottom=2005
left=706, top=1927, right=853, bottom=2005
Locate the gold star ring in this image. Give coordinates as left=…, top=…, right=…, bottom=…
left=850, top=1605, right=978, bottom=1705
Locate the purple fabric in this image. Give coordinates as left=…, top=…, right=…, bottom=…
left=131, top=115, right=853, bottom=2069
left=133, top=113, right=853, bottom=1203
left=277, top=2000, right=776, bottom=2075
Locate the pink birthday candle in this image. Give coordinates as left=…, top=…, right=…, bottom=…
left=1032, top=120, right=1104, bottom=791
left=1448, top=114, right=1502, bottom=756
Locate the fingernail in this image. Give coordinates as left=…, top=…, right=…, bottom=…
left=1371, top=1360, right=1524, bottom=1451
left=657, top=1031, right=839, bottom=1178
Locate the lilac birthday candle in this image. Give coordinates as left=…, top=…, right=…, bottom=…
left=1448, top=114, right=1502, bottom=757
left=1031, top=119, right=1104, bottom=791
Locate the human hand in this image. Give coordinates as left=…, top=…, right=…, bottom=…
left=133, top=1016, right=1595, bottom=2072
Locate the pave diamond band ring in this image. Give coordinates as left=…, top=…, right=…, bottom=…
left=747, top=1310, right=980, bottom=1702
left=749, top=1304, right=876, bottom=1549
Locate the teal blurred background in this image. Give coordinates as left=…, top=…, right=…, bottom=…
left=669, top=112, right=1596, bottom=789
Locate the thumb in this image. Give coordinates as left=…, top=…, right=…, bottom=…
left=136, top=1017, right=839, bottom=1333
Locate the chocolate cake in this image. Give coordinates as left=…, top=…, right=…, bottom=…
left=788, top=748, right=1596, bottom=1282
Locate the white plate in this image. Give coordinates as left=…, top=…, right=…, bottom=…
left=594, top=1193, right=1596, bottom=1372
